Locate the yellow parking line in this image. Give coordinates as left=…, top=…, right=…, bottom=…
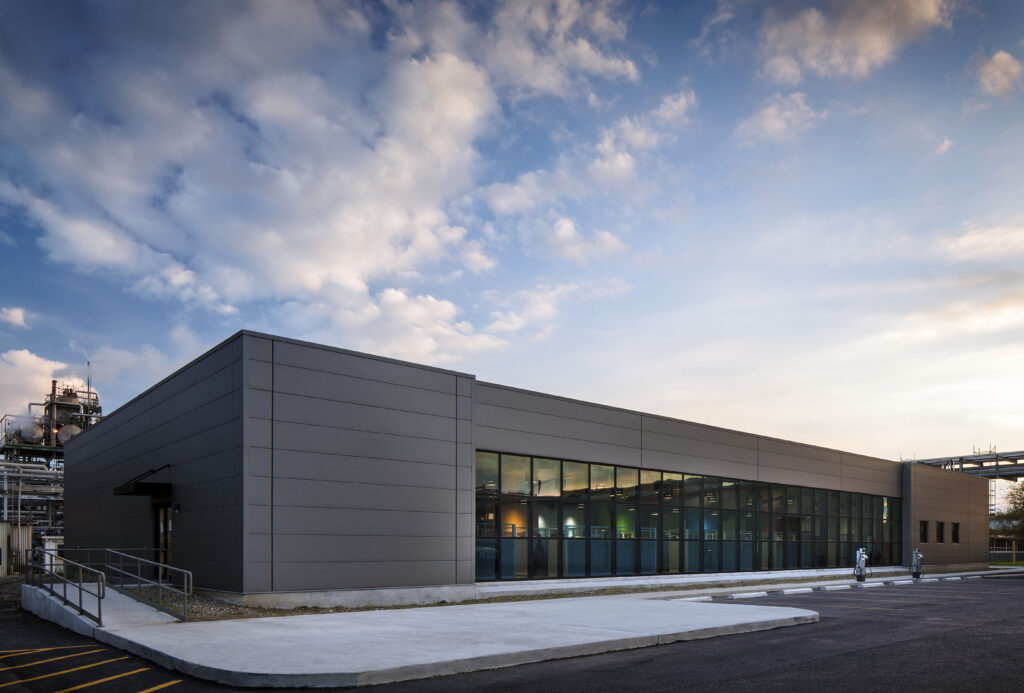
left=0, top=648, right=106, bottom=672
left=137, top=680, right=183, bottom=692
left=0, top=656, right=129, bottom=689
left=54, top=667, right=150, bottom=692
left=0, top=645, right=95, bottom=659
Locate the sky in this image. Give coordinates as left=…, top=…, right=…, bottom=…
left=1, top=0, right=1023, bottom=461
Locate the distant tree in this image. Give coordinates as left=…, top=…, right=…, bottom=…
left=991, top=481, right=1024, bottom=543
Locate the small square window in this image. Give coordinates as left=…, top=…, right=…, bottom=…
left=952, top=522, right=960, bottom=544
left=919, top=520, right=929, bottom=543
left=936, top=521, right=945, bottom=543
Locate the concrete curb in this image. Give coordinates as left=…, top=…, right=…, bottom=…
left=726, top=592, right=768, bottom=600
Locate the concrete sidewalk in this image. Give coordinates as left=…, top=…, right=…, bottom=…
left=24, top=584, right=817, bottom=688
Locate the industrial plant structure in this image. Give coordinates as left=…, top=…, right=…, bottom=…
left=64, top=331, right=988, bottom=603
left=0, top=380, right=101, bottom=576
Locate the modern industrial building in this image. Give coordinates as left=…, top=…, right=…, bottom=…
left=64, top=331, right=989, bottom=599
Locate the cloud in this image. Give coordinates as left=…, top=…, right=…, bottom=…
left=941, top=223, right=1024, bottom=261
left=486, top=0, right=639, bottom=95
left=0, top=2, right=645, bottom=365
left=519, top=216, right=627, bottom=265
left=761, top=0, right=954, bottom=84
left=486, top=279, right=629, bottom=335
left=654, top=88, right=698, bottom=126
left=0, top=349, right=76, bottom=420
left=936, top=137, right=953, bottom=155
left=0, top=307, right=27, bottom=328
left=974, top=50, right=1022, bottom=98
left=735, top=92, right=826, bottom=142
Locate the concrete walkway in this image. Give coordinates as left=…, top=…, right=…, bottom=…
left=24, top=583, right=816, bottom=688
left=23, top=567, right=1020, bottom=689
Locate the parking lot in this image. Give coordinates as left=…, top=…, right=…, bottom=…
left=375, top=576, right=1024, bottom=693
left=3, top=576, right=1024, bottom=692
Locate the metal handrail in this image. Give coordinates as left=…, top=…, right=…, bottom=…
left=25, top=547, right=105, bottom=626
left=103, top=548, right=193, bottom=621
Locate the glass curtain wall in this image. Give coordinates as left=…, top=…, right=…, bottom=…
left=475, top=451, right=902, bottom=581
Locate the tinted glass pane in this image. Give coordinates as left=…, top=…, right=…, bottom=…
left=563, top=539, right=586, bottom=576
left=828, top=490, right=839, bottom=516
left=563, top=502, right=586, bottom=538
left=952, top=522, right=960, bottom=543
left=739, top=482, right=756, bottom=509
left=801, top=488, right=813, bottom=514
left=814, top=517, right=826, bottom=541
left=616, top=504, right=637, bottom=538
left=591, top=464, right=615, bottom=501
left=591, top=540, right=611, bottom=576
left=828, top=517, right=838, bottom=541
left=562, top=461, right=588, bottom=500
left=532, top=458, right=560, bottom=497
left=616, top=540, right=636, bottom=574
left=475, top=538, right=497, bottom=580
left=722, top=541, right=737, bottom=571
left=640, top=539, right=658, bottom=574
left=501, top=455, right=530, bottom=495
left=703, top=477, right=721, bottom=507
left=640, top=469, right=661, bottom=504
left=785, top=487, right=800, bottom=514
left=501, top=537, right=528, bottom=578
left=663, top=506, right=681, bottom=539
left=772, top=486, right=785, bottom=512
left=814, top=489, right=826, bottom=515
left=531, top=538, right=558, bottom=577
left=722, top=509, right=738, bottom=540
left=501, top=497, right=529, bottom=537
left=739, top=541, right=754, bottom=571
left=758, top=486, right=772, bottom=512
left=664, top=541, right=681, bottom=572
left=800, top=542, right=812, bottom=569
left=814, top=542, right=827, bottom=569
left=704, top=509, right=720, bottom=540
left=591, top=503, right=613, bottom=538
left=839, top=517, right=849, bottom=542
left=616, top=467, right=639, bottom=501
left=684, top=475, right=702, bottom=507
left=684, top=541, right=701, bottom=572
left=685, top=508, right=702, bottom=540
left=476, top=495, right=497, bottom=537
left=533, top=501, right=559, bottom=537
left=639, top=505, right=660, bottom=539
left=476, top=452, right=499, bottom=493
left=839, top=492, right=851, bottom=516
left=851, top=516, right=862, bottom=542
left=740, top=510, right=756, bottom=540
left=757, top=513, right=772, bottom=541
left=704, top=542, right=720, bottom=572
left=772, top=516, right=785, bottom=541
left=721, top=480, right=738, bottom=510
left=662, top=472, right=683, bottom=504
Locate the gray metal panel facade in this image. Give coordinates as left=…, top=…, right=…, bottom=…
left=64, top=335, right=245, bottom=591
left=250, top=334, right=472, bottom=592
left=475, top=382, right=901, bottom=497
